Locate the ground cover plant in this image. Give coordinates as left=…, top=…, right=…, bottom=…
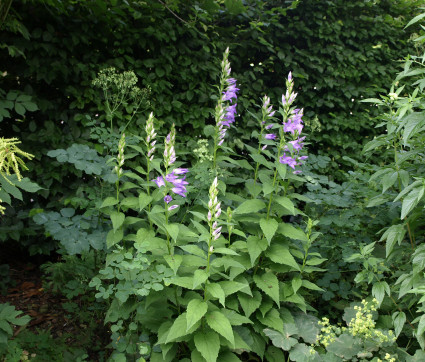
left=3, top=0, right=425, bottom=361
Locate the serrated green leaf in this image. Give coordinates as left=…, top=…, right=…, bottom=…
left=194, top=330, right=220, bottom=362
left=392, top=311, right=406, bottom=337
left=238, top=290, right=262, bottom=318
left=258, top=308, right=283, bottom=333
left=206, top=311, right=235, bottom=345
left=101, top=197, right=118, bottom=208
left=234, top=199, right=266, bottom=215
left=139, top=192, right=153, bottom=211
left=277, top=223, right=309, bottom=242
left=165, top=223, right=179, bottom=242
left=263, top=328, right=297, bottom=351
left=165, top=313, right=193, bottom=343
left=193, top=269, right=208, bottom=289
left=275, top=196, right=295, bottom=214
left=206, top=283, right=226, bottom=307
left=247, top=236, right=268, bottom=266
left=265, top=244, right=300, bottom=270
left=254, top=272, right=280, bottom=306
left=106, top=228, right=123, bottom=248
left=110, top=211, right=125, bottom=232
left=187, top=299, right=208, bottom=331
left=260, top=218, right=278, bottom=244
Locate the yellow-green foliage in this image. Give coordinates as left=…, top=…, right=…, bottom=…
left=0, top=137, right=34, bottom=214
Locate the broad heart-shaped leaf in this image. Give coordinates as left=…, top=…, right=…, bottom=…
left=163, top=254, right=182, bottom=275
left=106, top=228, right=123, bottom=248
left=327, top=334, right=362, bottom=360
left=254, top=272, right=280, bottom=306
left=193, top=269, right=209, bottom=289
left=247, top=236, right=268, bottom=266
left=206, top=283, right=226, bottom=307
left=100, top=196, right=118, bottom=208
left=110, top=211, right=125, bottom=232
left=165, top=313, right=199, bottom=344
left=265, top=243, right=300, bottom=271
left=187, top=299, right=208, bottom=331
left=289, top=343, right=322, bottom=362
left=277, top=223, right=309, bottom=242
left=234, top=199, right=266, bottom=215
left=194, top=330, right=220, bottom=362
left=260, top=218, right=278, bottom=244
left=206, top=311, right=235, bottom=346
left=293, top=313, right=320, bottom=344
left=238, top=290, right=262, bottom=317
left=165, top=223, right=179, bottom=242
left=274, top=196, right=295, bottom=215
left=263, top=328, right=297, bottom=351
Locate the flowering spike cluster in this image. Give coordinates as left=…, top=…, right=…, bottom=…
left=145, top=112, right=157, bottom=161
left=226, top=206, right=234, bottom=236
left=208, top=177, right=222, bottom=240
left=164, top=123, right=176, bottom=169
left=261, top=95, right=277, bottom=150
left=115, top=133, right=126, bottom=177
left=0, top=137, right=34, bottom=182
left=216, top=48, right=239, bottom=147
left=153, top=167, right=189, bottom=210
left=278, top=72, right=308, bottom=173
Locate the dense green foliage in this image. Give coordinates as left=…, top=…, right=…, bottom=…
left=3, top=0, right=425, bottom=361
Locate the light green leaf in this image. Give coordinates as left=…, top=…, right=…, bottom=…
left=258, top=308, right=283, bottom=333
left=292, top=277, right=302, bottom=294
left=139, top=192, right=153, bottom=211
left=165, top=223, right=179, bottom=242
left=168, top=276, right=194, bottom=289
left=247, top=236, right=268, bottom=266
left=277, top=223, right=309, bottom=242
left=265, top=244, right=300, bottom=270
left=238, top=290, right=262, bottom=318
left=263, top=328, right=297, bottom=351
left=193, top=269, right=209, bottom=289
left=194, top=331, right=220, bottom=362
left=254, top=272, right=280, bottom=306
left=277, top=163, right=287, bottom=180
left=260, top=218, right=278, bottom=244
left=163, top=254, right=182, bottom=275
left=165, top=313, right=194, bottom=343
left=101, top=197, right=118, bottom=208
left=275, top=196, right=295, bottom=215
left=401, top=186, right=424, bottom=219
left=234, top=199, right=266, bottom=215
left=206, top=311, right=235, bottom=345
left=206, top=283, right=226, bottom=307
left=372, top=281, right=389, bottom=306
left=110, top=211, right=125, bottom=232
left=120, top=196, right=139, bottom=209
left=106, top=228, right=123, bottom=248
left=392, top=311, right=406, bottom=337
left=187, top=300, right=208, bottom=331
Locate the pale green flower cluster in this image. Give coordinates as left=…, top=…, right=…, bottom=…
left=193, top=139, right=213, bottom=163
left=316, top=317, right=344, bottom=347
left=377, top=353, right=396, bottom=362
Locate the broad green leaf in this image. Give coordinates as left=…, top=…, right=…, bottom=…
left=110, top=211, right=125, bottom=232
left=163, top=254, right=182, bottom=275
left=254, top=272, right=280, bottom=306
left=294, top=314, right=320, bottom=344
left=247, top=236, right=268, bottom=266
left=206, top=311, right=235, bottom=345
left=106, top=228, right=123, bottom=248
left=392, top=311, right=406, bottom=337
left=101, top=196, right=118, bottom=208
left=277, top=223, right=309, bottom=242
left=265, top=244, right=300, bottom=270
left=193, top=269, right=208, bottom=289
left=165, top=313, right=194, bottom=343
left=187, top=299, right=208, bottom=331
left=120, top=196, right=139, bottom=209
left=372, top=281, right=389, bottom=306
left=277, top=163, right=287, bottom=180
left=401, top=186, right=424, bottom=219
left=206, top=283, right=225, bottom=307
left=165, top=223, right=179, bottom=242
left=238, top=290, right=262, bottom=317
left=260, top=218, right=278, bottom=244
left=168, top=276, right=194, bottom=289
left=245, top=180, right=262, bottom=198
left=234, top=199, right=266, bottom=215
left=292, top=277, right=302, bottom=294
left=139, top=192, right=153, bottom=211
left=275, top=196, right=295, bottom=214
left=219, top=281, right=248, bottom=296
left=263, top=328, right=297, bottom=351
left=257, top=308, right=283, bottom=333
left=327, top=334, right=362, bottom=360
left=194, top=330, right=220, bottom=362
left=218, top=352, right=241, bottom=362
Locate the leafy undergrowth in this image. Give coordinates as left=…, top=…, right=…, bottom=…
left=0, top=259, right=110, bottom=361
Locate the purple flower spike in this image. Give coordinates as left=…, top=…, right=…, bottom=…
left=265, top=134, right=276, bottom=140
left=173, top=168, right=189, bottom=175
left=153, top=176, right=165, bottom=188
left=168, top=205, right=179, bottom=211
left=279, top=153, right=297, bottom=169
left=164, top=195, right=172, bottom=204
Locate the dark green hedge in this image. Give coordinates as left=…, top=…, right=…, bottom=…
left=0, top=0, right=421, bottom=249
